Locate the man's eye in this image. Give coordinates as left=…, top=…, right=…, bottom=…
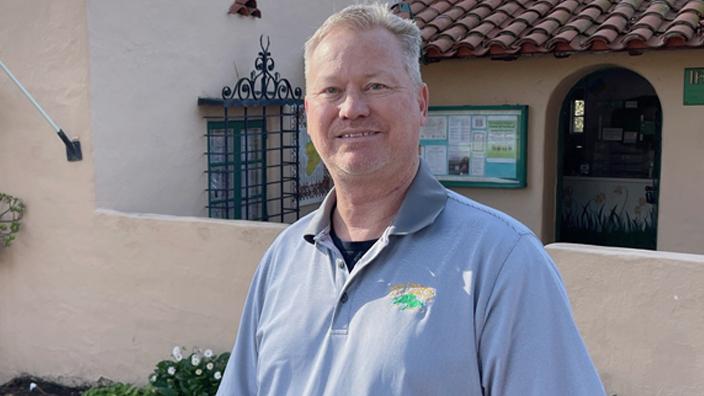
left=369, top=83, right=386, bottom=90
left=323, top=87, right=339, bottom=94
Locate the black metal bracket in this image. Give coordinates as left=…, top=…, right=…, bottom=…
left=57, top=129, right=82, bottom=162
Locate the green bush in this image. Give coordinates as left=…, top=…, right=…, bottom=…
left=149, top=346, right=230, bottom=396
left=0, top=192, right=24, bottom=247
left=81, top=383, right=151, bottom=396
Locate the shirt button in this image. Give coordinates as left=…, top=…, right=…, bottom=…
left=340, top=292, right=348, bottom=304
left=336, top=259, right=345, bottom=269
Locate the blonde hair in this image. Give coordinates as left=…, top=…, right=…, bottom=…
left=304, top=3, right=423, bottom=89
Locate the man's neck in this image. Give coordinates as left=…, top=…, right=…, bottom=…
left=331, top=162, right=418, bottom=241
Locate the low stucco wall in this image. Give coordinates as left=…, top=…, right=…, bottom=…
left=547, top=243, right=704, bottom=396
left=0, top=210, right=284, bottom=385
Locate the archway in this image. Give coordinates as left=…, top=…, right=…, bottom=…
left=556, top=68, right=662, bottom=250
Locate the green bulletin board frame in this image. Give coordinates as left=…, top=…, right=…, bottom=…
left=419, top=105, right=528, bottom=188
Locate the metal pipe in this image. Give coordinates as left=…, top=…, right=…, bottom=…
left=0, top=58, right=82, bottom=161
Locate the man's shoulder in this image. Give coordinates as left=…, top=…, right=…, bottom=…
left=440, top=189, right=533, bottom=237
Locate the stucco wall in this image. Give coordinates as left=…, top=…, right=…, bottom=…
left=422, top=50, right=704, bottom=254
left=547, top=243, right=704, bottom=396
left=88, top=0, right=356, bottom=217
left=0, top=0, right=286, bottom=385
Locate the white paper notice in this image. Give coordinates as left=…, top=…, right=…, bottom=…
left=420, top=116, right=447, bottom=140
left=448, top=116, right=471, bottom=145
left=470, top=156, right=485, bottom=176
left=423, top=145, right=447, bottom=175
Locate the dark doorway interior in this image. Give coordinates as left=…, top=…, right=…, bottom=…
left=557, top=68, right=661, bottom=250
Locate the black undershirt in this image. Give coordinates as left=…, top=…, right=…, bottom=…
left=330, top=226, right=377, bottom=272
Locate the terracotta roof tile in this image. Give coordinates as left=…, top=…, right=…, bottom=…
left=575, top=6, right=605, bottom=21
left=392, top=0, right=704, bottom=60
left=228, top=0, right=260, bottom=18
left=554, top=0, right=581, bottom=13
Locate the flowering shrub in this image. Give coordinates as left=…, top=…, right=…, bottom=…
left=149, top=346, right=230, bottom=396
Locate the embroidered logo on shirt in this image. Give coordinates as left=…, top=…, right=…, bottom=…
left=389, top=282, right=436, bottom=312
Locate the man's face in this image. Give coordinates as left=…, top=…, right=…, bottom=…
left=304, top=27, right=428, bottom=183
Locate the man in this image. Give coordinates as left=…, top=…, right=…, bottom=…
left=216, top=3, right=607, bottom=396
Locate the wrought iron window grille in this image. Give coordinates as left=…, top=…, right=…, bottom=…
left=198, top=36, right=307, bottom=223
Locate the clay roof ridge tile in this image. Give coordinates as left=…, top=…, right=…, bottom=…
left=583, top=0, right=613, bottom=13
left=467, top=6, right=494, bottom=19
left=554, top=0, right=581, bottom=14
left=514, top=8, right=542, bottom=24
left=501, top=19, right=530, bottom=36
left=453, top=0, right=479, bottom=12
left=642, top=1, right=672, bottom=17
left=680, top=0, right=704, bottom=17
left=546, top=29, right=580, bottom=47
left=545, top=9, right=573, bottom=24
left=495, top=1, right=523, bottom=17
left=415, top=7, right=442, bottom=23
left=631, top=13, right=667, bottom=30
left=437, top=25, right=469, bottom=41
left=484, top=10, right=511, bottom=26
left=429, top=0, right=454, bottom=15
left=443, top=6, right=468, bottom=20
left=410, top=2, right=428, bottom=14
left=588, top=26, right=621, bottom=42
left=562, top=16, right=597, bottom=32
left=622, top=26, right=656, bottom=43
left=611, top=4, right=637, bottom=19
left=457, top=32, right=486, bottom=50
left=486, top=35, right=519, bottom=49
left=468, top=21, right=498, bottom=36
left=662, top=22, right=697, bottom=39
left=575, top=5, right=604, bottom=21
left=451, top=13, right=482, bottom=31
left=529, top=19, right=562, bottom=35
left=428, top=13, right=455, bottom=30
left=670, top=10, right=702, bottom=28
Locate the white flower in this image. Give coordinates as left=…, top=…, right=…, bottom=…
left=150, top=375, right=157, bottom=383
left=206, top=362, right=214, bottom=370
left=195, top=369, right=203, bottom=375
left=214, top=371, right=222, bottom=380
left=29, top=383, right=37, bottom=392
left=203, top=349, right=213, bottom=358
left=172, top=346, right=183, bottom=362
left=191, top=354, right=201, bottom=366
left=167, top=366, right=176, bottom=375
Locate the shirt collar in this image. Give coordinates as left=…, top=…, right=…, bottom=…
left=303, top=158, right=447, bottom=244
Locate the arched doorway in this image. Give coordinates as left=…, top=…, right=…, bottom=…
left=556, top=68, right=661, bottom=250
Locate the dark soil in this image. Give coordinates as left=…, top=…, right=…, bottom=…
left=0, top=377, right=86, bottom=396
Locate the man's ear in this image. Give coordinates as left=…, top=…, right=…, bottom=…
left=417, top=83, right=429, bottom=126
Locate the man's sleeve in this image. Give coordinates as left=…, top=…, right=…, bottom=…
left=477, top=234, right=607, bottom=396
left=215, top=252, right=271, bottom=396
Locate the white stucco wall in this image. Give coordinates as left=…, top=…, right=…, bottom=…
left=88, top=0, right=356, bottom=216
left=422, top=50, right=704, bottom=254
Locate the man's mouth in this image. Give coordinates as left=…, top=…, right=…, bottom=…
left=339, top=132, right=378, bottom=138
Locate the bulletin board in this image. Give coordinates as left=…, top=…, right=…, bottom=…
left=419, top=105, right=528, bottom=188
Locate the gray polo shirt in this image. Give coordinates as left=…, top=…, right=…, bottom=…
left=217, top=159, right=606, bottom=396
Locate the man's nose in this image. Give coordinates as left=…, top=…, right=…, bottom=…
left=338, top=89, right=370, bottom=120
